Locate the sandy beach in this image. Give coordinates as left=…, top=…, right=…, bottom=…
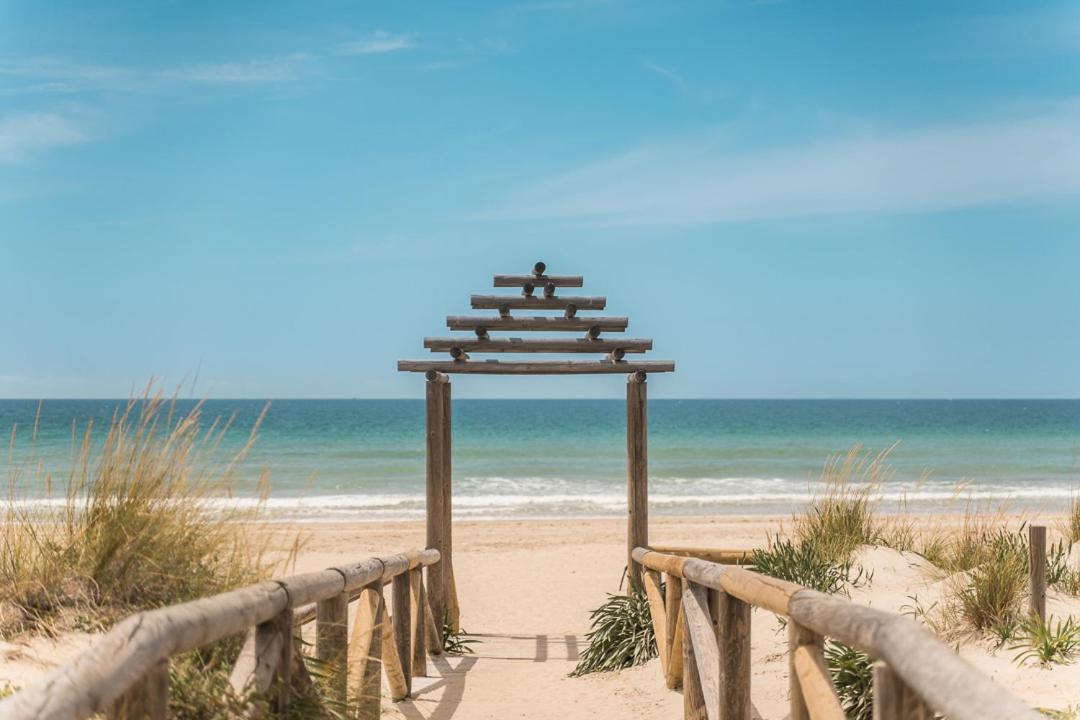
left=7, top=515, right=1077, bottom=718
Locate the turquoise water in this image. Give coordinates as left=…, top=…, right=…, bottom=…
left=2, top=399, right=1079, bottom=519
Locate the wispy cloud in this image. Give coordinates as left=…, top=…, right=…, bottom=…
left=487, top=105, right=1080, bottom=226
left=641, top=60, right=688, bottom=93
left=335, top=31, right=412, bottom=56
left=159, top=53, right=311, bottom=84
left=0, top=112, right=88, bottom=163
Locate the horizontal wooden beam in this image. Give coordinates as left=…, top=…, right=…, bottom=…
left=494, top=274, right=583, bottom=288
left=447, top=316, right=628, bottom=332
left=397, top=360, right=675, bottom=375
left=423, top=338, right=652, bottom=353
left=471, top=295, right=606, bottom=311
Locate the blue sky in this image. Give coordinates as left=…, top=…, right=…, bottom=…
left=2, top=1, right=1079, bottom=399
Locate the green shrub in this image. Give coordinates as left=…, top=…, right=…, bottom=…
left=1012, top=615, right=1080, bottom=666
left=825, top=641, right=874, bottom=720
left=751, top=536, right=866, bottom=596
left=953, top=529, right=1028, bottom=632
left=570, top=581, right=656, bottom=676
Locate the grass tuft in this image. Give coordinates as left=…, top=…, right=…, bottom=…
left=1012, top=615, right=1080, bottom=667
left=570, top=580, right=656, bottom=676
left=825, top=641, right=874, bottom=720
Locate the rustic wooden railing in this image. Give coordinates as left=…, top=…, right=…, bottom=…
left=0, top=548, right=441, bottom=720
left=633, top=547, right=1042, bottom=720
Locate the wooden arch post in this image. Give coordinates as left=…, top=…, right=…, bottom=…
left=425, top=370, right=460, bottom=634
left=627, top=370, right=648, bottom=585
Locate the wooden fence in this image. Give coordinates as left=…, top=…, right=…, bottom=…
left=633, top=547, right=1042, bottom=720
left=0, top=548, right=441, bottom=720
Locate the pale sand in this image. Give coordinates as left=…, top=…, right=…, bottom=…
left=3, top=516, right=1080, bottom=716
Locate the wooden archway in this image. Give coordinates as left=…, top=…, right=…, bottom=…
left=398, top=262, right=676, bottom=629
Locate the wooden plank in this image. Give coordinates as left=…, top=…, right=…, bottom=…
left=681, top=598, right=707, bottom=720
left=1029, top=525, right=1047, bottom=621
left=788, top=622, right=819, bottom=720
left=471, top=294, right=605, bottom=311
left=627, top=372, right=649, bottom=584
left=409, top=569, right=427, bottom=676
left=494, top=274, right=583, bottom=287
left=425, top=377, right=447, bottom=640
left=348, top=583, right=384, bottom=720
left=392, top=573, right=412, bottom=696
left=399, top=360, right=675, bottom=374
left=382, top=609, right=409, bottom=701
left=447, top=315, right=629, bottom=332
left=717, top=589, right=752, bottom=720
left=664, top=573, right=683, bottom=689
left=106, top=659, right=168, bottom=720
left=873, top=661, right=932, bottom=720
left=649, top=546, right=754, bottom=566
left=792, top=645, right=844, bottom=720
left=229, top=620, right=284, bottom=700
left=423, top=337, right=653, bottom=353
left=316, top=590, right=349, bottom=703
left=682, top=581, right=719, bottom=720
left=642, top=570, right=669, bottom=671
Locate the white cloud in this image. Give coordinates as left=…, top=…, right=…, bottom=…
left=641, top=60, right=688, bottom=93
left=336, top=31, right=412, bottom=56
left=487, top=106, right=1080, bottom=226
left=0, top=113, right=88, bottom=163
left=160, top=53, right=311, bottom=85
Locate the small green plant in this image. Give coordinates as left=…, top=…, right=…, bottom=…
left=954, top=528, right=1028, bottom=632
left=1012, top=615, right=1080, bottom=666
left=570, top=581, right=656, bottom=676
left=989, top=611, right=1023, bottom=646
left=825, top=640, right=874, bottom=720
left=1047, top=539, right=1072, bottom=587
left=442, top=613, right=478, bottom=655
left=751, top=536, right=866, bottom=596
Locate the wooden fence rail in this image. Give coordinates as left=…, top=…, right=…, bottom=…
left=632, top=547, right=1042, bottom=720
left=0, top=548, right=441, bottom=720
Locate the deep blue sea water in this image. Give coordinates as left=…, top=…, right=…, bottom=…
left=2, top=399, right=1079, bottom=519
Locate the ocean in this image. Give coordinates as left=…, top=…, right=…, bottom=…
left=2, top=399, right=1079, bottom=520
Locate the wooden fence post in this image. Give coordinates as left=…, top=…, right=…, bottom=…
left=106, top=658, right=168, bottom=720
left=316, top=590, right=349, bottom=703
left=409, top=568, right=428, bottom=675
left=349, top=581, right=385, bottom=720
left=873, top=661, right=932, bottom=720
left=664, top=573, right=684, bottom=689
left=1029, top=524, right=1047, bottom=621
left=274, top=608, right=294, bottom=714
left=440, top=378, right=461, bottom=632
left=680, top=596, right=707, bottom=720
left=392, top=572, right=413, bottom=696
left=425, top=372, right=448, bottom=635
left=788, top=622, right=818, bottom=720
left=627, top=371, right=648, bottom=585
left=716, top=589, right=751, bottom=720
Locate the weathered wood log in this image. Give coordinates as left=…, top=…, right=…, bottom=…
left=564, top=304, right=577, bottom=318
left=273, top=609, right=294, bottom=712
left=717, top=589, right=752, bottom=720
left=632, top=548, right=689, bottom=577
left=276, top=570, right=345, bottom=609
left=409, top=568, right=428, bottom=675
left=399, top=359, right=675, bottom=374
left=106, top=658, right=168, bottom=720
left=787, top=589, right=1042, bottom=720
left=494, top=274, right=583, bottom=288
left=425, top=376, right=447, bottom=639
left=642, top=570, right=669, bottom=671
left=425, top=587, right=444, bottom=655
left=791, top=644, right=844, bottom=720
left=680, top=598, right=707, bottom=720
left=449, top=346, right=470, bottom=361
left=348, top=583, right=384, bottom=720
left=681, top=582, right=719, bottom=720
left=471, top=294, right=605, bottom=310
left=664, top=573, right=683, bottom=689
left=440, top=379, right=461, bottom=633
left=392, top=573, right=412, bottom=696
left=788, top=622, right=819, bottom=720
left=522, top=282, right=535, bottom=297
left=381, top=610, right=409, bottom=701
left=446, top=315, right=628, bottom=332
left=543, top=282, right=556, bottom=298
left=1029, top=525, right=1047, bottom=621
left=316, top=590, right=349, bottom=703
left=607, top=349, right=626, bottom=363
left=229, top=620, right=283, bottom=703
left=424, top=337, right=653, bottom=353
left=587, top=325, right=602, bottom=340
left=648, top=546, right=754, bottom=566
left=627, top=372, right=648, bottom=584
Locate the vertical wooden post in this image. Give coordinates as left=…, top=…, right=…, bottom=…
left=873, top=661, right=932, bottom=720
left=106, top=658, right=169, bottom=720
left=392, top=572, right=413, bottom=696
left=316, top=590, right=349, bottom=703
left=274, top=608, right=294, bottom=714
left=349, top=581, right=385, bottom=720
left=626, top=370, right=648, bottom=585
left=441, top=378, right=461, bottom=632
left=681, top=601, right=707, bottom=720
left=1029, top=524, right=1047, bottom=622
left=717, top=590, right=751, bottom=720
left=788, top=622, right=818, bottom=720
left=664, top=573, right=684, bottom=689
left=409, top=568, right=428, bottom=675
left=425, top=371, right=448, bottom=635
